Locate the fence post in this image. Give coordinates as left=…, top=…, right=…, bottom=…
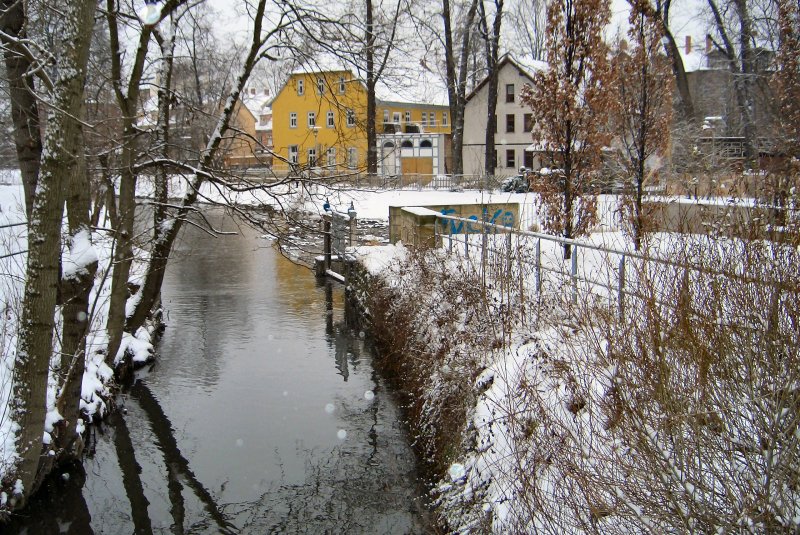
left=535, top=238, right=542, bottom=295
left=481, top=220, right=488, bottom=286
left=618, top=255, right=626, bottom=321
left=571, top=245, right=578, bottom=305
left=323, top=216, right=332, bottom=272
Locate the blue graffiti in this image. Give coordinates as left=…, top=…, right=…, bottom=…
left=439, top=207, right=515, bottom=234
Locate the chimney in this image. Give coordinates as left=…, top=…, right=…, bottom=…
left=706, top=34, right=713, bottom=54
left=685, top=35, right=692, bottom=55
left=250, top=88, right=256, bottom=95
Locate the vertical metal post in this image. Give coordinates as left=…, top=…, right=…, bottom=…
left=323, top=216, right=332, bottom=272
left=535, top=238, right=542, bottom=295
left=571, top=245, right=578, bottom=305
left=618, top=255, right=626, bottom=321
left=348, top=211, right=357, bottom=246
left=464, top=228, right=469, bottom=257
left=448, top=223, right=453, bottom=252
left=481, top=222, right=488, bottom=286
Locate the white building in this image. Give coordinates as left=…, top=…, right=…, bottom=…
left=462, top=55, right=545, bottom=177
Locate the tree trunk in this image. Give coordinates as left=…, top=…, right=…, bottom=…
left=11, top=0, right=96, bottom=507
left=366, top=0, right=377, bottom=175
left=57, top=105, right=97, bottom=458
left=103, top=2, right=156, bottom=367
left=441, top=0, right=478, bottom=177
left=481, top=1, right=503, bottom=177
left=0, top=0, right=42, bottom=220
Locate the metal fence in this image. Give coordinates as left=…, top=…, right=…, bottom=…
left=432, top=212, right=798, bottom=321
left=234, top=166, right=510, bottom=192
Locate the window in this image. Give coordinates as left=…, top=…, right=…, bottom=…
left=401, top=140, right=413, bottom=148
left=307, top=111, right=316, bottom=128
left=317, top=77, right=325, bottom=94
left=393, top=112, right=401, bottom=123
left=420, top=139, right=432, bottom=148
left=429, top=113, right=437, bottom=127
left=421, top=112, right=428, bottom=127
left=442, top=111, right=448, bottom=126
left=327, top=147, right=336, bottom=167
left=308, top=148, right=317, bottom=167
left=297, top=79, right=304, bottom=96
left=289, top=112, right=297, bottom=128
left=326, top=111, right=335, bottom=128
left=338, top=76, right=346, bottom=94
left=506, top=149, right=515, bottom=168
left=383, top=109, right=390, bottom=123
left=506, top=114, right=515, bottom=133
left=524, top=113, right=533, bottom=133
left=505, top=84, right=515, bottom=103
left=346, top=109, right=355, bottom=127
left=348, top=147, right=358, bottom=169
left=289, top=145, right=298, bottom=164
left=404, top=110, right=411, bottom=123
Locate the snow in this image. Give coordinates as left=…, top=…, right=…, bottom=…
left=62, top=228, right=98, bottom=280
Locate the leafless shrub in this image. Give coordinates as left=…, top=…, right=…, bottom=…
left=495, top=222, right=800, bottom=532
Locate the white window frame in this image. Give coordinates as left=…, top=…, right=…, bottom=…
left=429, top=113, right=437, bottom=127
left=326, top=111, right=335, bottom=128
left=308, top=147, right=317, bottom=167
left=327, top=147, right=336, bottom=167
left=289, top=112, right=297, bottom=128
left=421, top=112, right=428, bottom=127
left=383, top=109, right=390, bottom=123
left=307, top=111, right=316, bottom=128
left=297, top=79, right=304, bottom=96
left=317, top=77, right=325, bottom=94
left=392, top=111, right=401, bottom=123
left=338, top=76, right=346, bottom=94
left=442, top=111, right=448, bottom=126
left=289, top=145, right=298, bottom=163
left=348, top=147, right=358, bottom=169
left=404, top=110, right=411, bottom=123
left=346, top=109, right=355, bottom=127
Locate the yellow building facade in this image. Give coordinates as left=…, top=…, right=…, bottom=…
left=271, top=69, right=450, bottom=174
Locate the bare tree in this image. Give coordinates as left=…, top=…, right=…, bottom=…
left=706, top=0, right=762, bottom=166
left=441, top=0, right=479, bottom=176
left=10, top=0, right=96, bottom=507
left=0, top=0, right=42, bottom=219
left=505, top=0, right=546, bottom=61
left=478, top=0, right=504, bottom=176
left=521, top=0, right=613, bottom=258
left=613, top=0, right=674, bottom=250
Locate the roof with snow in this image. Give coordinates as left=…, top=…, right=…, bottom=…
left=289, top=54, right=449, bottom=107
left=465, top=54, right=546, bottom=102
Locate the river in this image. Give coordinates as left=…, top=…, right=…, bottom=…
left=6, top=211, right=430, bottom=534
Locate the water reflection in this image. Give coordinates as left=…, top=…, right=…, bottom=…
left=5, top=211, right=430, bottom=534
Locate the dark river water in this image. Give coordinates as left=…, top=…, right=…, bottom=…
left=7, top=212, right=430, bottom=534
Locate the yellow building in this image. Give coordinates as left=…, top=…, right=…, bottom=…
left=270, top=69, right=451, bottom=175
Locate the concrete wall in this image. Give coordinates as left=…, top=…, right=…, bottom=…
left=389, top=203, right=521, bottom=246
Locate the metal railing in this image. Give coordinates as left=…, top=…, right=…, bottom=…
left=432, top=213, right=798, bottom=320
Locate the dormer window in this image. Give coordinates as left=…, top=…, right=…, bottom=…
left=297, top=79, right=304, bottom=95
